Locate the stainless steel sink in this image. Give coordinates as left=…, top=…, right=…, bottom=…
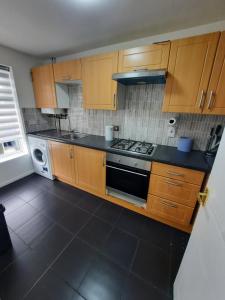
left=61, top=132, right=89, bottom=140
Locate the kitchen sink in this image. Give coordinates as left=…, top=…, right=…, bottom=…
left=61, top=132, right=89, bottom=140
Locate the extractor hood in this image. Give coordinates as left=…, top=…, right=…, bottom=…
left=112, top=69, right=167, bottom=85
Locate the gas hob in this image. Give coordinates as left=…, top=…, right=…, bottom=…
left=110, top=139, right=157, bottom=156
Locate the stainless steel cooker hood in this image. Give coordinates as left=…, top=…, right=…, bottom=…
left=112, top=69, right=167, bottom=85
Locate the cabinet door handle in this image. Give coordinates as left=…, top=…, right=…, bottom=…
left=69, top=149, right=74, bottom=159
left=166, top=171, right=184, bottom=177
left=133, top=68, right=149, bottom=72
left=198, top=90, right=206, bottom=109
left=207, top=90, right=215, bottom=110
left=62, top=75, right=71, bottom=80
left=113, top=93, right=117, bottom=108
left=103, top=156, right=106, bottom=167
left=165, top=180, right=182, bottom=187
left=160, top=200, right=178, bottom=208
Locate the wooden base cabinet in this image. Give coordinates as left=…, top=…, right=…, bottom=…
left=147, top=195, right=193, bottom=226
left=74, top=146, right=106, bottom=196
left=49, top=141, right=76, bottom=185
left=147, top=162, right=205, bottom=230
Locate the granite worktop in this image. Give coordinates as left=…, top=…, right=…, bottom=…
left=28, top=130, right=213, bottom=173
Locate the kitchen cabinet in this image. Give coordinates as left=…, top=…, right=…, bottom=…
left=147, top=162, right=205, bottom=228
left=149, top=174, right=201, bottom=208
left=49, top=141, right=76, bottom=185
left=82, top=52, right=118, bottom=110
left=75, top=146, right=106, bottom=195
left=162, top=32, right=220, bottom=113
left=118, top=42, right=170, bottom=72
left=203, top=31, right=225, bottom=115
left=53, top=59, right=81, bottom=82
left=31, top=64, right=57, bottom=108
left=148, top=194, right=193, bottom=226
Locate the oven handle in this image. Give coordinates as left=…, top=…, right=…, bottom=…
left=106, top=164, right=148, bottom=177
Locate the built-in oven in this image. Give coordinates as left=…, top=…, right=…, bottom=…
left=106, top=153, right=151, bottom=208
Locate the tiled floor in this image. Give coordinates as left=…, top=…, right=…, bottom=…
left=0, top=174, right=189, bottom=300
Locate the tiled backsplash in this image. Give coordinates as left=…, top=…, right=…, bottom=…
left=22, top=84, right=225, bottom=150
left=22, top=108, right=54, bottom=132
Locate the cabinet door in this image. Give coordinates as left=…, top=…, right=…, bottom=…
left=50, top=141, right=75, bottom=185
left=82, top=52, right=118, bottom=110
left=53, top=59, right=81, bottom=82
left=75, top=146, right=106, bottom=195
left=32, top=64, right=57, bottom=108
left=118, top=42, right=170, bottom=72
left=203, top=31, right=225, bottom=115
left=162, top=32, right=220, bottom=113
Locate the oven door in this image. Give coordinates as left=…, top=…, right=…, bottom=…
left=106, top=161, right=150, bottom=201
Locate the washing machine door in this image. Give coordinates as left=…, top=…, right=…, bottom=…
left=32, top=147, right=47, bottom=166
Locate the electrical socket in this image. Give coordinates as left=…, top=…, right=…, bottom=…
left=113, top=125, right=119, bottom=132
left=168, top=126, right=176, bottom=138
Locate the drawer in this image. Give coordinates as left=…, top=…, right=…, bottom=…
left=149, top=174, right=200, bottom=207
left=147, top=194, right=193, bottom=226
left=152, top=162, right=204, bottom=185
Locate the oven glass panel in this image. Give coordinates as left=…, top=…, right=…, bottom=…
left=106, top=162, right=149, bottom=200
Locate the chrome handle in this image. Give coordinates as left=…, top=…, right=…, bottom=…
left=207, top=91, right=215, bottom=110
left=198, top=90, right=206, bottom=109
left=160, top=200, right=178, bottom=208
left=106, top=165, right=148, bottom=177
left=167, top=171, right=184, bottom=177
left=165, top=180, right=182, bottom=187
left=103, top=157, right=106, bottom=167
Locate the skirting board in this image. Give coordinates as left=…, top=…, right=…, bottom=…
left=0, top=169, right=34, bottom=188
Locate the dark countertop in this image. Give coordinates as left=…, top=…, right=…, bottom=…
left=28, top=130, right=213, bottom=173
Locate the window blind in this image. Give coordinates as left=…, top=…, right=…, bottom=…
left=0, top=65, right=23, bottom=143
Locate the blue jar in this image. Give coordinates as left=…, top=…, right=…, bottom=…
left=177, top=137, right=193, bottom=152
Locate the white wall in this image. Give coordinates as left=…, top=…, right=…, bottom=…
left=0, top=45, right=40, bottom=187
left=56, top=19, right=225, bottom=61
left=0, top=155, right=34, bottom=187
left=0, top=44, right=40, bottom=108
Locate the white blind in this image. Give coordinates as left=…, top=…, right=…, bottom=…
left=0, top=65, right=22, bottom=142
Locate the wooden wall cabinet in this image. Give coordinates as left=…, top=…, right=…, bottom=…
left=49, top=141, right=76, bottom=185
left=82, top=52, right=118, bottom=110
left=162, top=32, right=220, bottom=113
left=53, top=59, right=81, bottom=82
left=31, top=64, right=57, bottom=108
left=203, top=31, right=225, bottom=115
left=118, top=42, right=170, bottom=72
left=74, top=146, right=106, bottom=195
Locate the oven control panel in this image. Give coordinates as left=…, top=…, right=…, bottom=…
left=106, top=153, right=151, bottom=171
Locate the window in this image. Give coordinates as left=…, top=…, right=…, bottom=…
left=0, top=65, right=27, bottom=162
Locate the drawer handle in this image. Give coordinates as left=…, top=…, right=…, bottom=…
left=160, top=200, right=178, bottom=208
left=167, top=171, right=184, bottom=177
left=165, top=180, right=182, bottom=187
left=198, top=90, right=206, bottom=109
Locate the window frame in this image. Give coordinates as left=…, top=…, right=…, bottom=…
left=0, top=65, right=28, bottom=163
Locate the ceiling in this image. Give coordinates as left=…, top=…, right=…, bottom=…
left=0, top=0, right=225, bottom=58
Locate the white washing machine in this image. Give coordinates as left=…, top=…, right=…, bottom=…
left=28, top=136, right=54, bottom=180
